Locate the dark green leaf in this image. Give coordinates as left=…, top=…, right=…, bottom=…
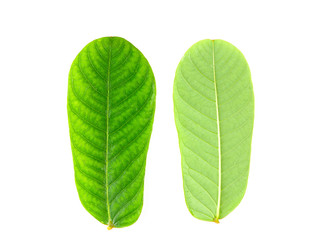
left=67, top=37, right=156, bottom=229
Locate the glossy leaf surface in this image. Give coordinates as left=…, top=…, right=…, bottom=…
left=173, top=39, right=254, bottom=222
left=67, top=37, right=156, bottom=228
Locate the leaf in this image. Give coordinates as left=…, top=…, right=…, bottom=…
left=67, top=37, right=156, bottom=229
left=173, top=39, right=254, bottom=223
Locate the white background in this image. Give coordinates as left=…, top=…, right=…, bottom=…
left=0, top=0, right=319, bottom=239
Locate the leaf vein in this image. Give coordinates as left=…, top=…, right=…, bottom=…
left=113, top=205, right=141, bottom=225
left=112, top=182, right=144, bottom=223
left=179, top=67, right=215, bottom=102
left=87, top=47, right=108, bottom=83
left=111, top=44, right=133, bottom=72
left=70, top=122, right=105, bottom=151
left=109, top=161, right=145, bottom=206
left=77, top=55, right=107, bottom=99
left=180, top=140, right=218, bottom=170
left=68, top=103, right=105, bottom=132
left=109, top=117, right=153, bottom=162
left=73, top=156, right=105, bottom=186
left=184, top=182, right=215, bottom=217
left=175, top=105, right=217, bottom=135
left=70, top=75, right=106, bottom=115
left=176, top=116, right=218, bottom=149
left=112, top=68, right=150, bottom=107
left=110, top=89, right=153, bottom=135
left=188, top=52, right=213, bottom=82
left=110, top=54, right=142, bottom=90
left=71, top=140, right=104, bottom=164
left=175, top=87, right=216, bottom=121
left=109, top=146, right=146, bottom=187
left=186, top=170, right=217, bottom=206
left=186, top=163, right=219, bottom=187
left=75, top=178, right=105, bottom=202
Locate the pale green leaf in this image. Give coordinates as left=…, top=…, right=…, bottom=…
left=67, top=37, right=156, bottom=229
left=173, top=39, right=254, bottom=222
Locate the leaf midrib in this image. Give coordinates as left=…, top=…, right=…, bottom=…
left=106, top=38, right=112, bottom=227
left=212, top=40, right=221, bottom=222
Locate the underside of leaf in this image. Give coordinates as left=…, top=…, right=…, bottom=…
left=173, top=39, right=254, bottom=222
left=67, top=37, right=156, bottom=228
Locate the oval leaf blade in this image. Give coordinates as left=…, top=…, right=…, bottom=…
left=67, top=37, right=156, bottom=228
left=173, top=39, right=254, bottom=222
